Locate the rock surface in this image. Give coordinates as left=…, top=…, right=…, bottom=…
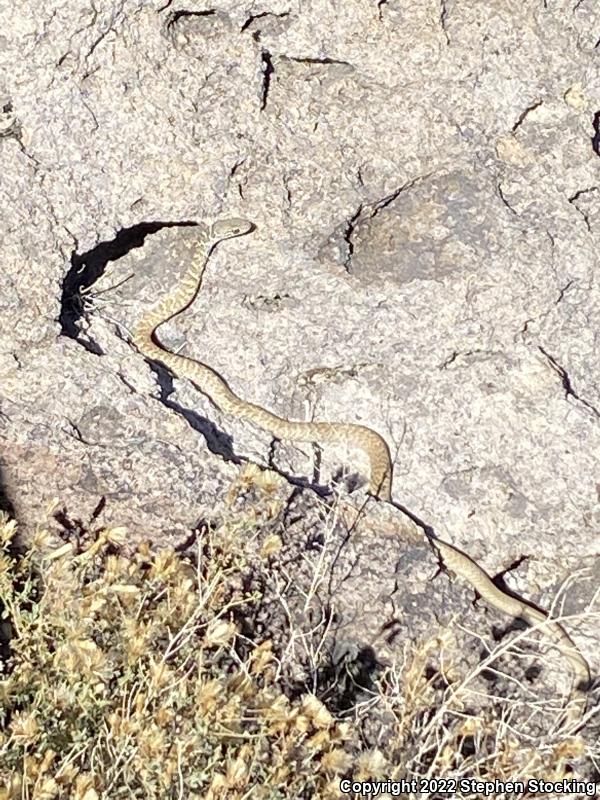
left=1, top=0, right=599, bottom=703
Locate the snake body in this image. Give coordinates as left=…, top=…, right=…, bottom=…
left=133, top=219, right=393, bottom=500
left=433, top=539, right=590, bottom=721
left=133, top=218, right=590, bottom=721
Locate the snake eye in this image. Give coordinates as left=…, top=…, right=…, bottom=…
left=211, top=218, right=252, bottom=239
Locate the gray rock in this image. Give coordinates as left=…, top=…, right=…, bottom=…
left=1, top=0, right=598, bottom=713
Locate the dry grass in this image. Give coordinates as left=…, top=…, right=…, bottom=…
left=0, top=481, right=598, bottom=799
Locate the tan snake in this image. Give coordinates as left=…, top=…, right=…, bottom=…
left=132, top=217, right=590, bottom=722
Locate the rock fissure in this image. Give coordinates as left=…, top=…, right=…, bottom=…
left=370, top=174, right=432, bottom=218
left=241, top=10, right=289, bottom=35
left=377, top=0, right=388, bottom=21
left=496, top=183, right=519, bottom=215
left=568, top=187, right=598, bottom=232
left=342, top=204, right=363, bottom=271
left=592, top=111, right=600, bottom=156
left=538, top=346, right=600, bottom=418
left=287, top=56, right=353, bottom=67
left=341, top=176, right=431, bottom=271
left=167, top=9, right=216, bottom=29
left=440, top=0, right=450, bottom=45
left=58, top=222, right=186, bottom=351
left=556, top=280, right=575, bottom=304
left=511, top=100, right=543, bottom=133
left=260, top=49, right=274, bottom=111
left=146, top=360, right=241, bottom=465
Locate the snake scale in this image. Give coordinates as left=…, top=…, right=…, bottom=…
left=132, top=218, right=590, bottom=722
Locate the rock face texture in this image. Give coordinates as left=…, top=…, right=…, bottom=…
left=1, top=1, right=599, bottom=698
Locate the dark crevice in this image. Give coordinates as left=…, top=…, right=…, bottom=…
left=72, top=333, right=104, bottom=357
left=287, top=56, right=352, bottom=67
left=568, top=187, right=598, bottom=232
left=86, top=25, right=114, bottom=60
left=260, top=49, right=274, bottom=111
left=166, top=8, right=215, bottom=29
left=0, top=98, right=20, bottom=140
left=569, top=187, right=598, bottom=201
left=440, top=0, right=450, bottom=44
left=592, top=110, right=600, bottom=156
left=227, top=157, right=247, bottom=197
left=556, top=280, right=575, bottom=304
left=519, top=319, right=532, bottom=338
left=146, top=361, right=241, bottom=463
left=316, top=644, right=381, bottom=712
left=438, top=349, right=488, bottom=368
left=59, top=220, right=194, bottom=353
left=241, top=10, right=289, bottom=34
left=371, top=186, right=408, bottom=216
left=340, top=175, right=430, bottom=272
left=282, top=173, right=292, bottom=206
left=511, top=99, right=543, bottom=133
left=143, top=361, right=333, bottom=498
left=241, top=12, right=265, bottom=31
left=439, top=351, right=458, bottom=369
left=496, top=183, right=518, bottom=215
left=0, top=461, right=15, bottom=518
left=370, top=174, right=431, bottom=218
left=116, top=372, right=137, bottom=394
left=228, top=158, right=246, bottom=179
left=591, top=111, right=600, bottom=156
left=538, top=346, right=600, bottom=418
left=377, top=0, right=388, bottom=20
left=63, top=419, right=95, bottom=447
left=499, top=554, right=529, bottom=573
left=492, top=555, right=530, bottom=595
left=342, top=205, right=363, bottom=272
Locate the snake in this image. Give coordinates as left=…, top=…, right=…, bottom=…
left=132, top=217, right=590, bottom=723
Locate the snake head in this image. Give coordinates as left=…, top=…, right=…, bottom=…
left=210, top=218, right=254, bottom=241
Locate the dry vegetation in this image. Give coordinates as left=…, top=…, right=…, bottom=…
left=0, top=475, right=598, bottom=799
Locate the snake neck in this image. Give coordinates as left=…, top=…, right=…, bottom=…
left=134, top=243, right=212, bottom=344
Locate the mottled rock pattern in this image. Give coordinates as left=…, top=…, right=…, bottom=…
left=1, top=1, right=599, bottom=696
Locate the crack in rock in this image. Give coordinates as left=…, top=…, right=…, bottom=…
left=241, top=11, right=289, bottom=35
left=492, top=554, right=530, bottom=591
left=497, top=183, right=518, bottom=215
left=440, top=0, right=450, bottom=44
left=146, top=361, right=241, bottom=464
left=538, top=346, right=600, bottom=418
left=226, top=156, right=247, bottom=198
left=59, top=221, right=191, bottom=354
left=287, top=56, right=353, bottom=67
left=556, top=280, right=575, bottom=304
left=63, top=418, right=96, bottom=447
left=342, top=204, right=363, bottom=271
left=260, top=48, right=274, bottom=111
left=166, top=8, right=216, bottom=30
left=370, top=174, right=433, bottom=218
left=592, top=110, right=600, bottom=156
left=568, top=187, right=598, bottom=232
left=377, top=0, right=388, bottom=20
left=341, top=174, right=432, bottom=271
left=511, top=99, right=543, bottom=133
